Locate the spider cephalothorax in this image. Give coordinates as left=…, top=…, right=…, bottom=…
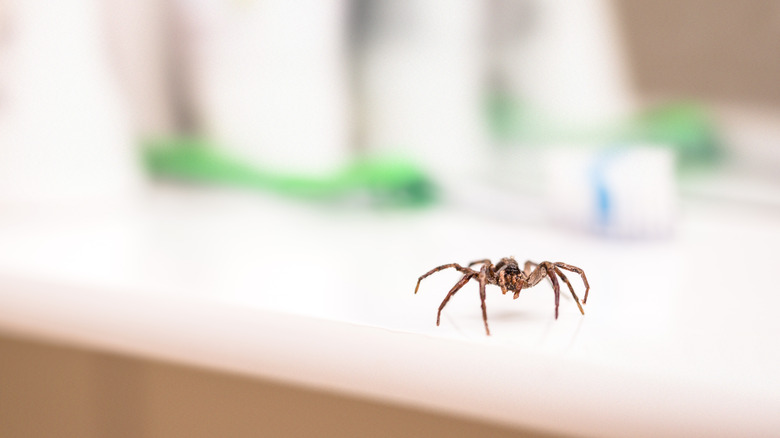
left=415, top=257, right=590, bottom=335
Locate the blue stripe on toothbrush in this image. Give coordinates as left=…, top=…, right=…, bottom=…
left=594, top=176, right=610, bottom=228
left=590, top=147, right=622, bottom=231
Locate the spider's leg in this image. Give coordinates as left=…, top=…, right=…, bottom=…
left=512, top=278, right=525, bottom=299
left=523, top=260, right=538, bottom=276
left=554, top=263, right=590, bottom=304
left=524, top=262, right=547, bottom=288
left=437, top=274, right=474, bottom=326
left=468, top=259, right=491, bottom=268
left=478, top=265, right=490, bottom=335
left=415, top=263, right=475, bottom=294
left=554, top=267, right=584, bottom=315
left=499, top=269, right=508, bottom=295
left=546, top=265, right=562, bottom=319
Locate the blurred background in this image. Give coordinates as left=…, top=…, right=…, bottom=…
left=2, top=1, right=780, bottom=437
left=1, top=0, right=779, bottom=227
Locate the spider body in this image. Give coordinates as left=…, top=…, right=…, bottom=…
left=415, top=257, right=590, bottom=335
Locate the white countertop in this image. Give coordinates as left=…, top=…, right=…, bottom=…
left=1, top=187, right=779, bottom=437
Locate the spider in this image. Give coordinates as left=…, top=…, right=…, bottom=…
left=414, top=257, right=590, bottom=335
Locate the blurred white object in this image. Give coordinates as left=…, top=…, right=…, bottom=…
left=179, top=0, right=350, bottom=174
left=546, top=146, right=677, bottom=238
left=493, top=0, right=634, bottom=125
left=103, top=0, right=176, bottom=136
left=358, top=0, right=488, bottom=179
left=717, top=104, right=780, bottom=178
left=0, top=0, right=141, bottom=206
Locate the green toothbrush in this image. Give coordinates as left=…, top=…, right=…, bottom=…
left=143, top=137, right=437, bottom=208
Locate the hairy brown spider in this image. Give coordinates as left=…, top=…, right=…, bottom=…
left=415, top=257, right=590, bottom=335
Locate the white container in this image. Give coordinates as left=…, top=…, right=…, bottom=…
left=0, top=0, right=141, bottom=206
left=102, top=0, right=176, bottom=136
left=490, top=0, right=634, bottom=126
left=178, top=0, right=351, bottom=175
left=357, top=0, right=488, bottom=181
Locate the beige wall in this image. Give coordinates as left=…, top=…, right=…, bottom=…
left=0, top=333, right=562, bottom=438
left=615, top=0, right=780, bottom=107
